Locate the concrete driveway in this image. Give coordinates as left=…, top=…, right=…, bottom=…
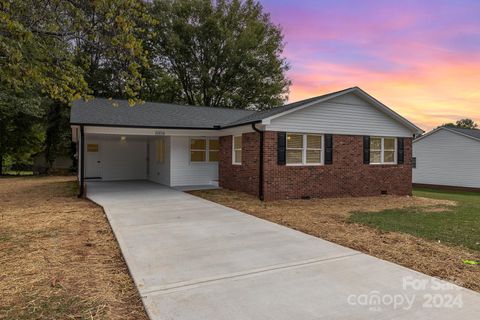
left=87, top=181, right=480, bottom=319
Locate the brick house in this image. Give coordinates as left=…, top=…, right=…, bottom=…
left=71, top=87, right=423, bottom=200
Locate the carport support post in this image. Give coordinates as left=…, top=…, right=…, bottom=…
left=78, top=125, right=85, bottom=198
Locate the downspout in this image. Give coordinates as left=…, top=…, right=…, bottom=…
left=78, top=125, right=85, bottom=198
left=251, top=123, right=264, bottom=201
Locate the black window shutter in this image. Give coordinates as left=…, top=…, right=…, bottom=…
left=324, top=134, right=333, bottom=165
left=277, top=132, right=286, bottom=165
left=363, top=136, right=370, bottom=164
left=397, top=138, right=405, bottom=164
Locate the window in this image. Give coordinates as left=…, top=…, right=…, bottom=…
left=156, top=138, right=165, bottom=163
left=370, top=137, right=397, bottom=164
left=190, top=138, right=206, bottom=162
left=286, top=133, right=323, bottom=165
left=412, top=157, right=417, bottom=169
left=306, top=135, right=322, bottom=164
left=208, top=139, right=219, bottom=162
left=190, top=138, right=219, bottom=162
left=233, top=136, right=242, bottom=164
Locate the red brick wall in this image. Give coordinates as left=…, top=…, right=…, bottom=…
left=219, top=132, right=260, bottom=196
left=219, top=131, right=413, bottom=201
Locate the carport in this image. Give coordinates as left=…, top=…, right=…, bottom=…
left=70, top=98, right=255, bottom=197
left=82, top=133, right=151, bottom=181
left=72, top=125, right=223, bottom=196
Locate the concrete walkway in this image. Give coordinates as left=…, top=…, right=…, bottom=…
left=87, top=181, right=480, bottom=319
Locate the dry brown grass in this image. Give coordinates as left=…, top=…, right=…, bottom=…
left=191, top=189, right=480, bottom=293
left=0, top=176, right=147, bottom=320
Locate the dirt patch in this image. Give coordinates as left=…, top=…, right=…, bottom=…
left=0, top=176, right=147, bottom=319
left=190, top=189, right=479, bottom=293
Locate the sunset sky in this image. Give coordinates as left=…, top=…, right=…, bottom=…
left=261, top=0, right=480, bottom=131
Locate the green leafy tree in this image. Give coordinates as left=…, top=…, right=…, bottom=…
left=0, top=0, right=154, bottom=173
left=0, top=94, right=44, bottom=174
left=44, top=101, right=74, bottom=172
left=441, top=118, right=478, bottom=130
left=1, top=0, right=152, bottom=104
left=150, top=0, right=290, bottom=109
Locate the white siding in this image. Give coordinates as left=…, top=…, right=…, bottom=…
left=413, top=129, right=480, bottom=188
left=266, top=93, right=413, bottom=137
left=148, top=137, right=171, bottom=186
left=170, top=136, right=219, bottom=186
left=85, top=135, right=147, bottom=181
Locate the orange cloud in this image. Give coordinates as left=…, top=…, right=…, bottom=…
left=287, top=59, right=480, bottom=131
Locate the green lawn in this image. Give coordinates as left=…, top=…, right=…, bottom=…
left=349, top=188, right=480, bottom=252
left=1, top=170, right=34, bottom=176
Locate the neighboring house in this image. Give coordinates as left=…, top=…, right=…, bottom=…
left=413, top=126, right=480, bottom=189
left=70, top=87, right=422, bottom=200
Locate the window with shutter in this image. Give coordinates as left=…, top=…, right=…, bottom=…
left=286, top=133, right=323, bottom=165
left=369, top=137, right=397, bottom=164
left=286, top=134, right=303, bottom=164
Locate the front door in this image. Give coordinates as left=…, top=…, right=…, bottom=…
left=85, top=143, right=102, bottom=178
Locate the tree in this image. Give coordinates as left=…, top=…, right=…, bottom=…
left=0, top=0, right=154, bottom=173
left=150, top=0, right=290, bottom=110
left=441, top=118, right=478, bottom=130
left=0, top=93, right=44, bottom=174
left=1, top=0, right=152, bottom=104
left=44, top=100, right=74, bottom=172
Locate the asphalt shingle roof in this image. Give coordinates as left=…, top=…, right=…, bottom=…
left=445, top=127, right=480, bottom=140
left=71, top=88, right=357, bottom=129
left=70, top=98, right=256, bottom=129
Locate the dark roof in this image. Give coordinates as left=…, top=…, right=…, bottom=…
left=224, top=87, right=356, bottom=127
left=70, top=87, right=421, bottom=133
left=70, top=98, right=255, bottom=129
left=445, top=127, right=480, bottom=140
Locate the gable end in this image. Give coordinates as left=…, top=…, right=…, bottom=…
left=264, top=91, right=419, bottom=137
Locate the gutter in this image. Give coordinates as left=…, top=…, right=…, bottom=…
left=69, top=122, right=220, bottom=130
left=78, top=125, right=85, bottom=198
left=251, top=123, right=264, bottom=201
left=69, top=120, right=263, bottom=131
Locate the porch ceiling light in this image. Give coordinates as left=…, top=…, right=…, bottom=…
left=120, top=136, right=127, bottom=141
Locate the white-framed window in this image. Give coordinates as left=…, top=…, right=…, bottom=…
left=370, top=137, right=397, bottom=164
left=286, top=133, right=323, bottom=165
left=232, top=135, right=242, bottom=165
left=190, top=137, right=219, bottom=162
